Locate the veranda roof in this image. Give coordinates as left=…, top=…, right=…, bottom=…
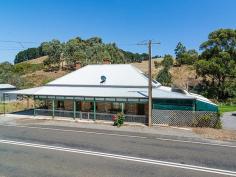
left=5, top=85, right=193, bottom=99
left=0, top=84, right=16, bottom=90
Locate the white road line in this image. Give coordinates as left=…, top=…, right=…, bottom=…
left=0, top=124, right=236, bottom=148
left=155, top=137, right=236, bottom=148
left=0, top=139, right=235, bottom=176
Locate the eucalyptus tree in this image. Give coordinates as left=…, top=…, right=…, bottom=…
left=195, top=29, right=236, bottom=99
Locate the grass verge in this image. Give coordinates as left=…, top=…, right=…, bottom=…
left=219, top=104, right=236, bottom=114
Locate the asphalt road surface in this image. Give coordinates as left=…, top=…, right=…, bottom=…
left=0, top=124, right=235, bottom=177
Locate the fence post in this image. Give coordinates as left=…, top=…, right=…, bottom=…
left=73, top=99, right=76, bottom=119
left=93, top=99, right=96, bottom=121
left=121, top=103, right=124, bottom=113
left=33, top=96, right=36, bottom=117
left=3, top=93, right=5, bottom=115
left=52, top=99, right=55, bottom=118
left=27, top=96, right=29, bottom=110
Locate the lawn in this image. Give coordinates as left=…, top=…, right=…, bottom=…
left=219, top=104, right=236, bottom=114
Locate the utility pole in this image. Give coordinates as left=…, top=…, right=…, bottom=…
left=138, top=40, right=160, bottom=127
left=148, top=40, right=152, bottom=127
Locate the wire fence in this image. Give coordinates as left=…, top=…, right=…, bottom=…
left=152, top=109, right=219, bottom=128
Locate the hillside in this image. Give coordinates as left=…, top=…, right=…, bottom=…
left=22, top=70, right=68, bottom=87
left=131, top=58, right=162, bottom=74
left=132, top=59, right=199, bottom=90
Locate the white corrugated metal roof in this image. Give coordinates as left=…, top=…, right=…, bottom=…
left=5, top=87, right=42, bottom=95
left=47, top=64, right=160, bottom=87
left=0, top=84, right=15, bottom=89
left=158, top=86, right=216, bottom=105
left=189, top=92, right=217, bottom=105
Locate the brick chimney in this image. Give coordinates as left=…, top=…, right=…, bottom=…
left=103, top=58, right=111, bottom=64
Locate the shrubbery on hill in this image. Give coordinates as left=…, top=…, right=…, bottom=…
left=14, top=36, right=148, bottom=66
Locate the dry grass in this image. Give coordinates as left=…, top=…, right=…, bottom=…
left=22, top=56, right=48, bottom=64
left=22, top=69, right=68, bottom=87
left=131, top=58, right=162, bottom=75
left=193, top=128, right=236, bottom=141
left=132, top=59, right=199, bottom=89
left=170, top=65, right=201, bottom=90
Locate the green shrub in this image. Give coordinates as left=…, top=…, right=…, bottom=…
left=213, top=112, right=222, bottom=129
left=196, top=115, right=212, bottom=127
left=192, top=113, right=222, bottom=129
left=13, top=63, right=43, bottom=75
left=154, top=61, right=159, bottom=68
left=112, top=113, right=125, bottom=127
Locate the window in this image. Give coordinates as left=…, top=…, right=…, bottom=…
left=112, top=102, right=120, bottom=109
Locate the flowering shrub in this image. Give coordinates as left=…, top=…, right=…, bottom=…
left=112, top=113, right=125, bottom=127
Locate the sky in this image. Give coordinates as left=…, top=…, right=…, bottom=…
left=0, top=0, right=235, bottom=63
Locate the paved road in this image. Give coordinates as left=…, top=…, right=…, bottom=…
left=0, top=124, right=235, bottom=177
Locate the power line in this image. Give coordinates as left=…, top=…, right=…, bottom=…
left=0, top=40, right=38, bottom=44
left=0, top=40, right=41, bottom=49
left=116, top=41, right=141, bottom=45
left=0, top=48, right=22, bottom=51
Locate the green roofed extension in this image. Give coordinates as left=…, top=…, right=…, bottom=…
left=195, top=100, right=218, bottom=112
left=153, top=99, right=195, bottom=111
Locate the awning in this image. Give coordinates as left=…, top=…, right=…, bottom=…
left=5, top=85, right=194, bottom=100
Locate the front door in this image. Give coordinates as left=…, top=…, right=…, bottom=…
left=137, top=104, right=145, bottom=115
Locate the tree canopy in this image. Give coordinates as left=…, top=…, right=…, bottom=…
left=174, top=42, right=198, bottom=65
left=156, top=55, right=174, bottom=86
left=174, top=42, right=186, bottom=59
left=195, top=29, right=236, bottom=100
left=161, top=54, right=174, bottom=69
left=14, top=46, right=44, bottom=64
left=14, top=36, right=148, bottom=66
